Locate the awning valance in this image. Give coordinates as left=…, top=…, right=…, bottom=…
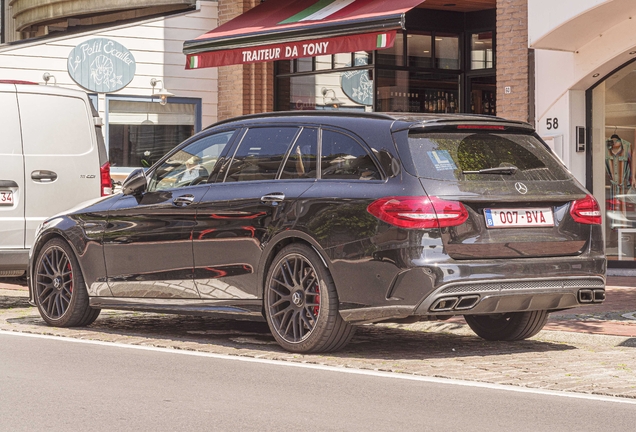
left=183, top=0, right=424, bottom=69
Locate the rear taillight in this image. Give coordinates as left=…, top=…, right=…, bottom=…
left=100, top=162, right=112, bottom=196
left=367, top=196, right=468, bottom=229
left=570, top=194, right=601, bottom=225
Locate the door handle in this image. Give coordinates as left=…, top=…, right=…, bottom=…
left=0, top=180, right=18, bottom=188
left=173, top=194, right=195, bottom=207
left=261, top=193, right=285, bottom=204
left=31, top=170, right=58, bottom=182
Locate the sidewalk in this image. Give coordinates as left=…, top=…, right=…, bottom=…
left=2, top=277, right=635, bottom=337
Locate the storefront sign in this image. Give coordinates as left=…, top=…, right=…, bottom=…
left=68, top=38, right=136, bottom=93
left=186, top=31, right=395, bottom=69
left=341, top=57, right=373, bottom=106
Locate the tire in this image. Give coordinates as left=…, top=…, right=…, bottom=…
left=33, top=238, right=100, bottom=327
left=264, top=244, right=355, bottom=353
left=464, top=310, right=549, bottom=341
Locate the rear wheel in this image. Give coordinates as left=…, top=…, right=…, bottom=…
left=34, top=238, right=100, bottom=327
left=464, top=310, right=548, bottom=341
left=264, top=244, right=355, bottom=353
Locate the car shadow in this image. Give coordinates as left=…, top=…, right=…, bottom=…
left=7, top=312, right=576, bottom=360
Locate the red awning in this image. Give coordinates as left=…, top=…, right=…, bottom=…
left=183, top=0, right=424, bottom=69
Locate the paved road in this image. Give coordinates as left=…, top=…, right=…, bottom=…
left=1, top=332, right=635, bottom=432
left=2, top=286, right=636, bottom=400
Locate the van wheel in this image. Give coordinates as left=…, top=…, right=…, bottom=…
left=264, top=244, right=355, bottom=353
left=34, top=238, right=100, bottom=327
left=464, top=310, right=548, bottom=341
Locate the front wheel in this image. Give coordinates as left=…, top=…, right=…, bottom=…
left=464, top=310, right=549, bottom=341
left=264, top=244, right=355, bottom=353
left=34, top=238, right=100, bottom=327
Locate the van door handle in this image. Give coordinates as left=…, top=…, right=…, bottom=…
left=261, top=193, right=285, bottom=204
left=173, top=194, right=195, bottom=207
left=0, top=180, right=18, bottom=188
left=31, top=170, right=58, bottom=182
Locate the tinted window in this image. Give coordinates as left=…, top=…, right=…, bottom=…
left=280, top=128, right=318, bottom=179
left=225, top=127, right=299, bottom=182
left=147, top=130, right=235, bottom=191
left=321, top=130, right=381, bottom=180
left=405, top=132, right=571, bottom=182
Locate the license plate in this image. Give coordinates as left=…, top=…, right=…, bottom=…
left=484, top=207, right=554, bottom=228
left=0, top=190, right=13, bottom=205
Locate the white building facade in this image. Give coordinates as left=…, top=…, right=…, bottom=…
left=530, top=0, right=636, bottom=268
left=0, top=1, right=218, bottom=182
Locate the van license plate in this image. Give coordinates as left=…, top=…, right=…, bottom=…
left=485, top=208, right=554, bottom=228
left=0, top=191, right=13, bottom=205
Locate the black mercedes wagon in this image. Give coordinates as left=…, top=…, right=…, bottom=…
left=28, top=112, right=606, bottom=353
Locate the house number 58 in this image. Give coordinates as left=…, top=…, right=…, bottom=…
left=546, top=118, right=559, bottom=130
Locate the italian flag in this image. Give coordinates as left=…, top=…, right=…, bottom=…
left=376, top=33, right=388, bottom=48
left=280, top=0, right=357, bottom=24
left=189, top=55, right=200, bottom=69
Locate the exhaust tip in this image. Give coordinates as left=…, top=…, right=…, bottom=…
left=431, top=297, right=459, bottom=312
left=455, top=295, right=480, bottom=310
left=593, top=289, right=605, bottom=303
left=578, top=289, right=593, bottom=303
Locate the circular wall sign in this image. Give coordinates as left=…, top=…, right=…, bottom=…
left=67, top=38, right=136, bottom=93
left=341, top=57, right=373, bottom=106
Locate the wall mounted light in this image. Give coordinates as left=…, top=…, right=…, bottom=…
left=150, top=78, right=174, bottom=106
left=321, top=87, right=344, bottom=109
left=43, top=72, right=56, bottom=85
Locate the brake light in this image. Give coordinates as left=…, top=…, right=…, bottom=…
left=570, top=195, right=601, bottom=225
left=100, top=162, right=112, bottom=196
left=456, top=125, right=505, bottom=130
left=367, top=196, right=468, bottom=229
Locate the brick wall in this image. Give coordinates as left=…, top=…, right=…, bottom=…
left=217, top=0, right=274, bottom=120
left=496, top=0, right=529, bottom=123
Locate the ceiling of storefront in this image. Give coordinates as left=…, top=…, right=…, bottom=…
left=605, top=65, right=636, bottom=128
left=415, top=0, right=496, bottom=12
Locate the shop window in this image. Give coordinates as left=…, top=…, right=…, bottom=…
left=407, top=33, right=432, bottom=68
left=277, top=69, right=374, bottom=111
left=315, top=55, right=332, bottom=71
left=296, top=57, right=313, bottom=73
left=320, top=130, right=380, bottom=180
left=376, top=33, right=404, bottom=66
left=225, top=127, right=299, bottom=182
left=107, top=98, right=199, bottom=171
left=435, top=33, right=460, bottom=70
left=471, top=32, right=494, bottom=70
left=334, top=53, right=354, bottom=69
left=375, top=69, right=459, bottom=113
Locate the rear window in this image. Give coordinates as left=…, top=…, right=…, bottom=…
left=404, top=132, right=572, bottom=182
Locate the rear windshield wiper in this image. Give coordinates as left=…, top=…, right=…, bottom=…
left=462, top=166, right=519, bottom=175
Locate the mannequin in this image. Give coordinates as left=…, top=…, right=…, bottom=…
left=606, top=133, right=633, bottom=221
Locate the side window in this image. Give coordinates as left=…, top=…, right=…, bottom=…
left=320, top=130, right=381, bottom=180
left=225, top=127, right=299, bottom=182
left=280, top=128, right=318, bottom=179
left=147, top=130, right=235, bottom=191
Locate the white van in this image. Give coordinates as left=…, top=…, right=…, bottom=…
left=0, top=81, right=110, bottom=278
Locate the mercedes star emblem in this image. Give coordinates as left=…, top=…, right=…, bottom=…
left=515, top=182, right=528, bottom=195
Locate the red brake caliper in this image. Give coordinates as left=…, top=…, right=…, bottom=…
left=313, top=284, right=320, bottom=317
left=67, top=263, right=73, bottom=293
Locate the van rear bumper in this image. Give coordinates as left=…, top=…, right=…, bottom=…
left=0, top=250, right=29, bottom=274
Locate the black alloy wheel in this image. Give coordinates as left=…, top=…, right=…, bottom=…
left=265, top=244, right=354, bottom=353
left=464, top=310, right=549, bottom=341
left=34, top=238, right=100, bottom=327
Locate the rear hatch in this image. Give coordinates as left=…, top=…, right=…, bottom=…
left=394, top=123, right=596, bottom=259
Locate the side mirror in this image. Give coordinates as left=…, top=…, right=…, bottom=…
left=122, top=169, right=147, bottom=196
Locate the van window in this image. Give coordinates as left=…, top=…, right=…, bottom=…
left=224, top=127, right=299, bottom=182
left=19, top=94, right=93, bottom=155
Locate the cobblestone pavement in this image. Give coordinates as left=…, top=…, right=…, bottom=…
left=2, top=279, right=636, bottom=400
